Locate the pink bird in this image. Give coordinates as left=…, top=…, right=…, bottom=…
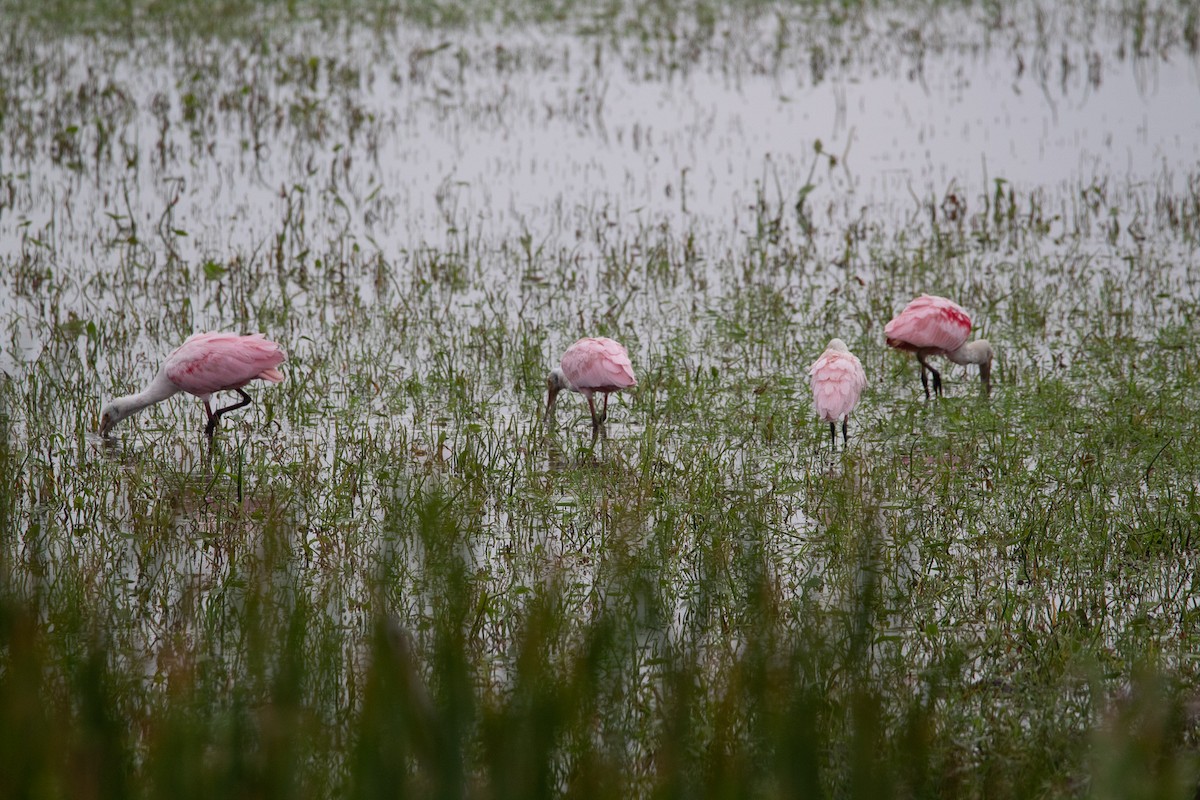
left=99, top=332, right=286, bottom=438
left=884, top=294, right=994, bottom=399
left=809, top=338, right=867, bottom=449
left=545, top=337, right=637, bottom=430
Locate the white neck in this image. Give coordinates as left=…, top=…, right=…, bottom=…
left=946, top=340, right=991, bottom=366
left=109, top=371, right=180, bottom=421
left=549, top=367, right=576, bottom=393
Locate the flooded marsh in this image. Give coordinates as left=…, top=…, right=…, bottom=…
left=1, top=0, right=1199, bottom=795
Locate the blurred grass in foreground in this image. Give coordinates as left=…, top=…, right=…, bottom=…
left=1, top=418, right=1196, bottom=798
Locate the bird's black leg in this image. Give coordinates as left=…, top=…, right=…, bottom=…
left=600, top=392, right=609, bottom=424
left=588, top=395, right=601, bottom=430
left=204, top=400, right=217, bottom=438
left=917, top=353, right=942, bottom=399
left=206, top=389, right=253, bottom=438
left=829, top=422, right=837, bottom=450
left=842, top=418, right=849, bottom=445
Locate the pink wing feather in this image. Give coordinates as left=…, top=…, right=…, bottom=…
left=164, top=332, right=287, bottom=397
left=809, top=348, right=866, bottom=422
left=884, top=294, right=972, bottom=353
left=560, top=337, right=636, bottom=392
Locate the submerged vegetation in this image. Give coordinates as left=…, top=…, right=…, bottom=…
left=1, top=0, right=1199, bottom=795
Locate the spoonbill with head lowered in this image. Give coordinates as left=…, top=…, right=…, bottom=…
left=884, top=294, right=993, bottom=399
left=99, top=332, right=286, bottom=438
left=545, top=337, right=637, bottom=430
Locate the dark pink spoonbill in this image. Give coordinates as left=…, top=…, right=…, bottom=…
left=99, top=332, right=286, bottom=438
left=809, top=338, right=867, bottom=449
left=545, top=337, right=637, bottom=430
left=884, top=294, right=993, bottom=399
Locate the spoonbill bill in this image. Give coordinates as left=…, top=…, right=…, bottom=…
left=809, top=338, right=867, bottom=449
left=99, top=332, right=286, bottom=438
left=884, top=294, right=993, bottom=398
left=545, top=337, right=636, bottom=430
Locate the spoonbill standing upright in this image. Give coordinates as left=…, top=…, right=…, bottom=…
left=99, top=332, right=286, bottom=438
left=884, top=294, right=993, bottom=398
left=545, top=337, right=637, bottom=430
left=809, top=338, right=867, bottom=449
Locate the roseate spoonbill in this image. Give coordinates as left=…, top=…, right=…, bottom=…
left=884, top=294, right=993, bottom=399
left=545, top=337, right=637, bottom=430
left=809, top=338, right=867, bottom=449
left=99, top=332, right=286, bottom=438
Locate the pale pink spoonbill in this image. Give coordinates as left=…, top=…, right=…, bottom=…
left=99, top=332, right=286, bottom=438
left=545, top=337, right=637, bottom=429
left=809, top=338, right=867, bottom=448
left=884, top=294, right=993, bottom=399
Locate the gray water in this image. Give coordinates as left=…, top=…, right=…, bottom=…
left=2, top=11, right=1197, bottom=299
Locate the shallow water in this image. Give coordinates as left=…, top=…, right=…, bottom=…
left=1, top=14, right=1197, bottom=299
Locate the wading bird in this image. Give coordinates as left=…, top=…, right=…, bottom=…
left=545, top=337, right=637, bottom=430
left=884, top=294, right=993, bottom=398
left=809, top=338, right=867, bottom=449
left=99, top=332, right=286, bottom=438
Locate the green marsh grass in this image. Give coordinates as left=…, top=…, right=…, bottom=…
left=2, top=0, right=1200, bottom=796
